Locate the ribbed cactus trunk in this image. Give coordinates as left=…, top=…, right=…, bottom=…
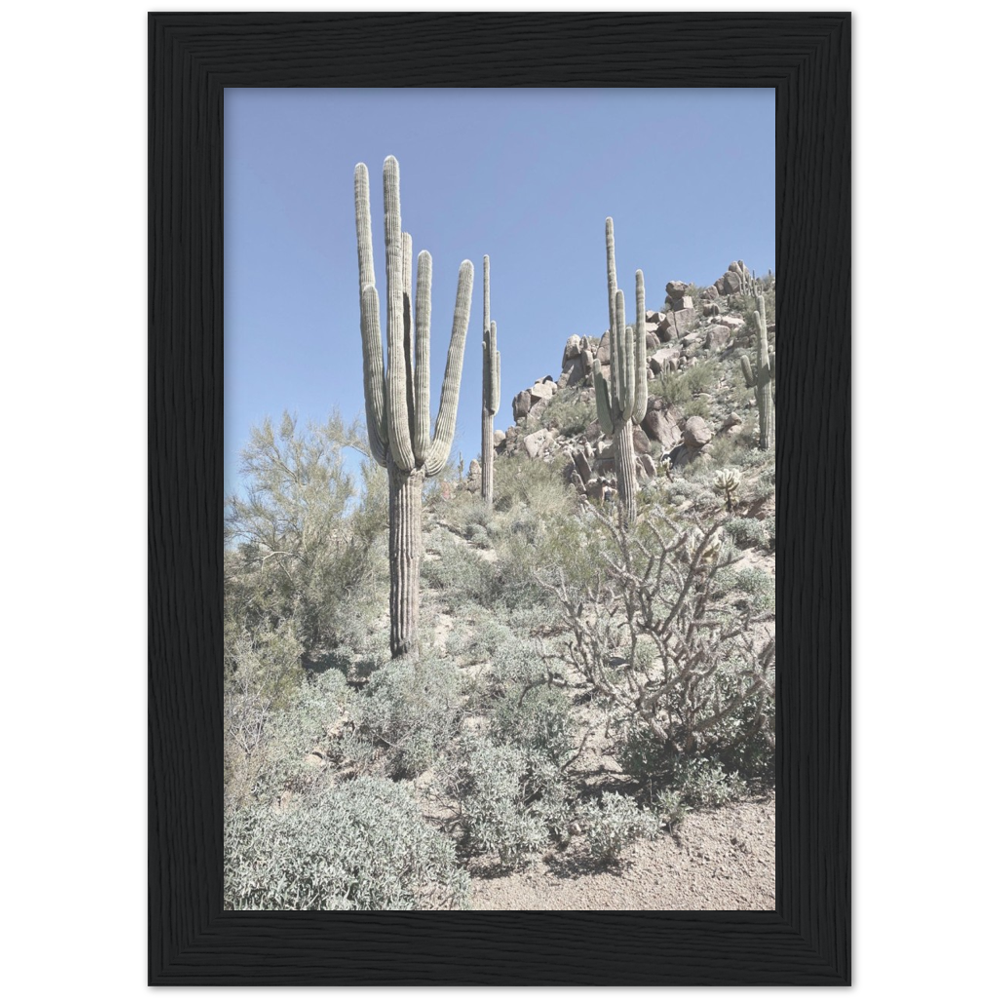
left=354, top=156, right=473, bottom=658
left=388, top=462, right=423, bottom=657
left=740, top=290, right=774, bottom=450
left=613, top=422, right=637, bottom=524
left=481, top=256, right=500, bottom=507
left=593, top=217, right=646, bottom=526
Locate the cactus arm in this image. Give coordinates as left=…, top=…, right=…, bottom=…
left=360, top=284, right=388, bottom=466
left=424, top=259, right=474, bottom=477
left=494, top=343, right=501, bottom=416
left=594, top=363, right=614, bottom=435
left=605, top=217, right=618, bottom=346
left=402, top=232, right=416, bottom=441
left=483, top=254, right=491, bottom=347
left=354, top=163, right=387, bottom=465
left=741, top=354, right=756, bottom=389
left=412, top=250, right=432, bottom=463
left=623, top=323, right=636, bottom=421
left=632, top=269, right=647, bottom=422
left=487, top=320, right=499, bottom=414
left=383, top=156, right=415, bottom=470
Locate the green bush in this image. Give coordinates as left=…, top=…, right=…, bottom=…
left=342, top=655, right=464, bottom=778
left=448, top=736, right=572, bottom=869
left=224, top=777, right=469, bottom=910
left=724, top=517, right=770, bottom=548
left=489, top=684, right=576, bottom=768
left=580, top=792, right=659, bottom=862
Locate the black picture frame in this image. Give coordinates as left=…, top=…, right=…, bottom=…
left=149, top=11, right=850, bottom=986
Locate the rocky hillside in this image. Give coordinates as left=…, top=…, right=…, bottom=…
left=470, top=260, right=775, bottom=507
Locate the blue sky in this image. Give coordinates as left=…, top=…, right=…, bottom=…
left=225, top=88, right=774, bottom=493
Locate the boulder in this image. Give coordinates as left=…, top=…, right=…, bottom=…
left=714, top=277, right=726, bottom=294
left=493, top=428, right=506, bottom=449
left=722, top=270, right=742, bottom=295
left=720, top=412, right=743, bottom=433
left=703, top=302, right=721, bottom=317
left=646, top=310, right=668, bottom=326
left=645, top=332, right=659, bottom=352
left=648, top=346, right=680, bottom=375
left=596, top=332, right=612, bottom=364
left=718, top=315, right=744, bottom=332
left=659, top=308, right=697, bottom=339
left=666, top=280, right=688, bottom=300
left=637, top=454, right=657, bottom=480
left=642, top=405, right=683, bottom=451
left=585, top=419, right=603, bottom=443
left=671, top=295, right=694, bottom=311
left=573, top=451, right=592, bottom=483
left=529, top=379, right=557, bottom=404
left=682, top=415, right=713, bottom=450
left=513, top=389, right=532, bottom=421
left=704, top=325, right=732, bottom=351
left=559, top=354, right=586, bottom=388
left=563, top=335, right=582, bottom=360
left=702, top=284, right=719, bottom=301
left=523, top=429, right=551, bottom=459
left=632, top=425, right=652, bottom=455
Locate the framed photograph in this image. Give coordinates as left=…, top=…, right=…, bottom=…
left=147, top=12, right=852, bottom=986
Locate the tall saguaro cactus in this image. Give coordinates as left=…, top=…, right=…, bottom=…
left=594, top=217, right=647, bottom=525
left=354, top=156, right=474, bottom=657
left=740, top=289, right=775, bottom=449
left=481, top=256, right=500, bottom=507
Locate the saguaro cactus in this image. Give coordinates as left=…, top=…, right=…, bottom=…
left=740, top=289, right=775, bottom=449
left=354, top=156, right=474, bottom=657
left=594, top=217, right=647, bottom=525
left=481, top=256, right=500, bottom=507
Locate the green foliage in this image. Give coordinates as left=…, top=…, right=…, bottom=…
left=580, top=792, right=659, bottom=862
left=724, top=517, right=770, bottom=548
left=224, top=620, right=330, bottom=807
left=225, top=412, right=379, bottom=657
left=342, top=654, right=464, bottom=778
left=225, top=777, right=469, bottom=910
left=493, top=454, right=574, bottom=518
left=489, top=683, right=576, bottom=768
left=448, top=736, right=573, bottom=869
left=529, top=386, right=595, bottom=437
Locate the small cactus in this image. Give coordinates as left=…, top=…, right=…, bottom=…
left=593, top=217, right=646, bottom=525
left=355, top=156, right=474, bottom=657
left=713, top=467, right=742, bottom=511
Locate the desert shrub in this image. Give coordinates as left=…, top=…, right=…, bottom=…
left=224, top=777, right=469, bottom=910
left=543, top=506, right=775, bottom=786
left=579, top=792, right=658, bottom=862
left=225, top=412, right=381, bottom=657
left=493, top=455, right=574, bottom=519
left=341, top=655, right=464, bottom=778
left=670, top=757, right=749, bottom=808
left=422, top=532, right=500, bottom=610
left=651, top=788, right=687, bottom=829
left=724, top=517, right=770, bottom=548
left=489, top=684, right=576, bottom=768
left=446, top=736, right=573, bottom=869
left=684, top=396, right=711, bottom=420
left=530, top=387, right=595, bottom=437
left=224, top=620, right=352, bottom=808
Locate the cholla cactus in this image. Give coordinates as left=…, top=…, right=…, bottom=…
left=713, top=467, right=742, bottom=511
left=740, top=288, right=774, bottom=449
left=481, top=256, right=500, bottom=507
left=593, top=217, right=647, bottom=525
left=355, top=156, right=474, bottom=657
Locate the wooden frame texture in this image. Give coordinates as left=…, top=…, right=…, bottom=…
left=149, top=11, right=850, bottom=986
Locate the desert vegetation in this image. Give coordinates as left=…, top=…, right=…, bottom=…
left=224, top=156, right=776, bottom=911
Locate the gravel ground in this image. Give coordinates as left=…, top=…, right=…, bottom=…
left=471, top=796, right=775, bottom=911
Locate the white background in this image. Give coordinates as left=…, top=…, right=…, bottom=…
left=2, top=1, right=996, bottom=996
